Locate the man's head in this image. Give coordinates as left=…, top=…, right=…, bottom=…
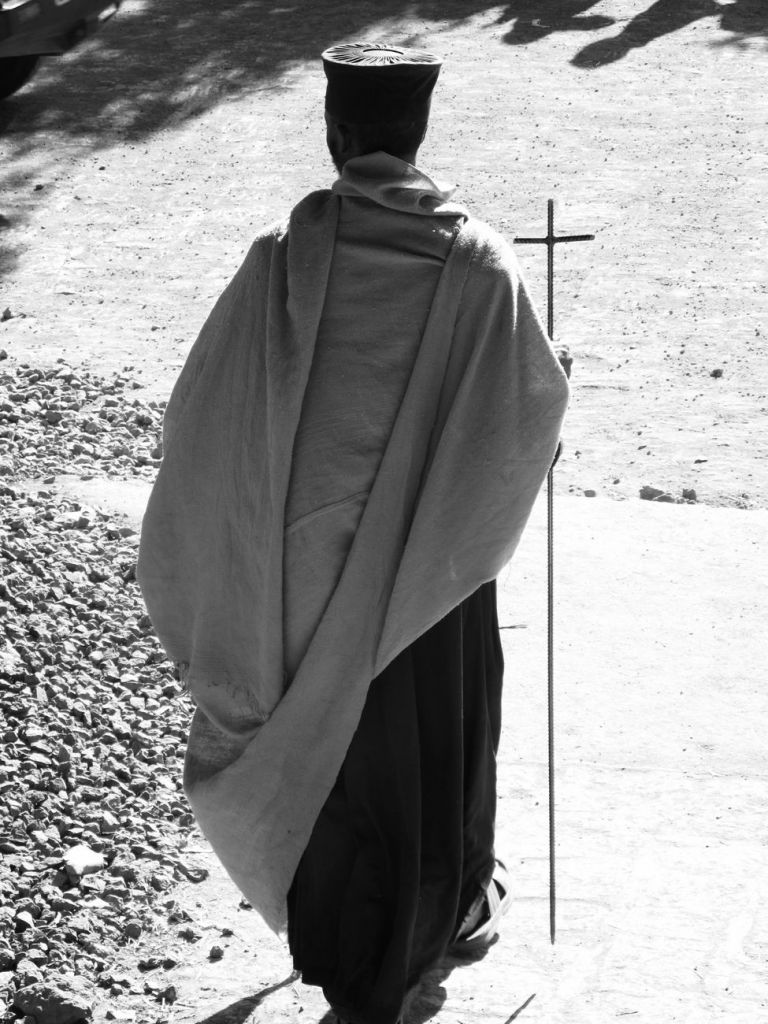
left=324, top=114, right=429, bottom=173
left=322, top=42, right=442, bottom=172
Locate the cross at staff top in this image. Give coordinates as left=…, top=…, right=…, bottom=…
left=515, top=198, right=595, bottom=340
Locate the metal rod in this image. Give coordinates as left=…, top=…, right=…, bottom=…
left=547, top=199, right=555, bottom=340
left=514, top=201, right=595, bottom=946
left=547, top=466, right=555, bottom=944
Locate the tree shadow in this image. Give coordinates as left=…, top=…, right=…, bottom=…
left=570, top=0, right=752, bottom=69
left=0, top=0, right=455, bottom=278
left=0, top=167, right=42, bottom=279
left=1, top=0, right=763, bottom=143
left=2, top=0, right=393, bottom=143
left=0, top=0, right=552, bottom=145
left=1, top=0, right=762, bottom=150
left=0, top=211, right=18, bottom=279
left=1, top=0, right=763, bottom=277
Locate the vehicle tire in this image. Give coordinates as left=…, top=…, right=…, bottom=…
left=0, top=55, right=40, bottom=100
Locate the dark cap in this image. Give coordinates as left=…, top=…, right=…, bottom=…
left=322, top=42, right=442, bottom=124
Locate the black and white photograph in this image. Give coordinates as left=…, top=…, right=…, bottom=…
left=1, top=3, right=766, bottom=1024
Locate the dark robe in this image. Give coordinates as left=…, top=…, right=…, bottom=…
left=287, top=581, right=503, bottom=1024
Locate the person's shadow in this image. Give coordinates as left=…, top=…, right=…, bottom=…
left=187, top=965, right=450, bottom=1024
left=717, top=0, right=768, bottom=43
left=187, top=945, right=536, bottom=1024
left=499, top=1, right=616, bottom=46
left=191, top=972, right=299, bottom=1024
left=406, top=942, right=535, bottom=1024
left=570, top=0, right=763, bottom=68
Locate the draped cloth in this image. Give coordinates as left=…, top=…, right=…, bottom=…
left=137, top=154, right=569, bottom=935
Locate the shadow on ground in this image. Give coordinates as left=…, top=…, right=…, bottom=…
left=192, top=972, right=299, bottom=1024
left=0, top=0, right=763, bottom=276
left=406, top=945, right=504, bottom=1024
left=714, top=0, right=768, bottom=46
left=571, top=0, right=767, bottom=67
left=499, top=1, right=616, bottom=45
left=2, top=0, right=764, bottom=143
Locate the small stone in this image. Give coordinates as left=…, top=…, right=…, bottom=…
left=639, top=485, right=673, bottom=502
left=123, top=919, right=142, bottom=940
left=15, top=957, right=44, bottom=986
left=137, top=957, right=163, bottom=972
left=682, top=488, right=697, bottom=502
left=13, top=977, right=95, bottom=1024
left=63, top=844, right=105, bottom=881
left=30, top=825, right=62, bottom=852
left=155, top=985, right=177, bottom=1005
left=709, top=367, right=723, bottom=378
left=99, top=975, right=128, bottom=994
left=583, top=489, right=597, bottom=498
left=174, top=862, right=209, bottom=883
left=47, top=894, right=80, bottom=915
left=108, top=858, right=138, bottom=884
left=208, top=945, right=224, bottom=961
left=1, top=308, right=12, bottom=322
left=98, top=811, right=120, bottom=836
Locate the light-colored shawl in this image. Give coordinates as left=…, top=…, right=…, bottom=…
left=137, top=158, right=569, bottom=933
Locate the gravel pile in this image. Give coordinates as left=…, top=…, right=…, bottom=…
left=1, top=360, right=200, bottom=1023
left=0, top=360, right=164, bottom=484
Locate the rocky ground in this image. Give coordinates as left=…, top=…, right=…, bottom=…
left=0, top=359, right=208, bottom=1024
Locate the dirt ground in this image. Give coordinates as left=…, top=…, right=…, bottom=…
left=2, top=0, right=767, bottom=508
left=2, top=2, right=767, bottom=1023
left=100, top=493, right=768, bottom=1024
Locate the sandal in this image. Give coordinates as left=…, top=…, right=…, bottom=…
left=451, top=859, right=512, bottom=952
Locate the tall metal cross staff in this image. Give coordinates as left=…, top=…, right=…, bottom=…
left=514, top=199, right=594, bottom=944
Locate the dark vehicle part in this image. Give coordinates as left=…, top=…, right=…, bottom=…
left=0, top=52, right=38, bottom=97
left=0, top=0, right=119, bottom=97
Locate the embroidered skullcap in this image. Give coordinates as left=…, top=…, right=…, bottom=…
left=322, top=42, right=442, bottom=124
